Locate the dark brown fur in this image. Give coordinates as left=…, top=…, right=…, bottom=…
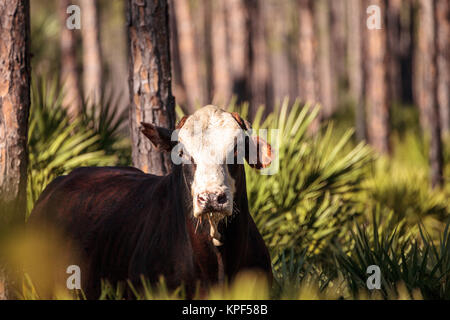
left=28, top=163, right=272, bottom=299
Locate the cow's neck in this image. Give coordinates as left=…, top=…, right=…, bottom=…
left=175, top=164, right=250, bottom=283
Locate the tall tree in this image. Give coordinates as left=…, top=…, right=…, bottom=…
left=80, top=0, right=103, bottom=106
left=172, top=0, right=203, bottom=111
left=417, top=0, right=443, bottom=188
left=347, top=0, right=365, bottom=141
left=59, top=0, right=83, bottom=120
left=0, top=0, right=31, bottom=299
left=298, top=0, right=318, bottom=131
left=330, top=0, right=347, bottom=101
left=202, top=0, right=213, bottom=104
left=315, top=0, right=335, bottom=118
left=168, top=0, right=187, bottom=111
left=126, top=0, right=175, bottom=176
left=211, top=0, right=232, bottom=105
left=386, top=0, right=403, bottom=102
left=248, top=0, right=270, bottom=115
left=364, top=0, right=390, bottom=154
left=225, top=0, right=250, bottom=104
left=436, top=0, right=450, bottom=137
left=270, top=0, right=291, bottom=106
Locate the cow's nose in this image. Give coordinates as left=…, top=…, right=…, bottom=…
left=197, top=192, right=228, bottom=209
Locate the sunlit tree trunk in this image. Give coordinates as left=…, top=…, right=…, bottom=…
left=202, top=0, right=213, bottom=104
left=127, top=0, right=175, bottom=175
left=225, top=0, right=250, bottom=104
left=173, top=0, right=203, bottom=111
left=248, top=0, right=270, bottom=116
left=364, top=0, right=390, bottom=154
left=436, top=0, right=450, bottom=137
left=270, top=1, right=290, bottom=106
left=315, top=0, right=334, bottom=119
left=347, top=0, right=365, bottom=141
left=386, top=0, right=403, bottom=102
left=211, top=0, right=232, bottom=106
left=80, top=0, right=103, bottom=106
left=0, top=0, right=31, bottom=299
left=59, top=0, right=83, bottom=120
left=298, top=0, right=318, bottom=131
left=417, top=0, right=443, bottom=188
left=330, top=0, right=346, bottom=102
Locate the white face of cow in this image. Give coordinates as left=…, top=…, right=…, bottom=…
left=140, top=105, right=273, bottom=246
left=177, top=106, right=241, bottom=243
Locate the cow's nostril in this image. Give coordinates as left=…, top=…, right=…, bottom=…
left=197, top=194, right=208, bottom=206
left=217, top=193, right=227, bottom=204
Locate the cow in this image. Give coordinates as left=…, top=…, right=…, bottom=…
left=28, top=105, right=273, bottom=299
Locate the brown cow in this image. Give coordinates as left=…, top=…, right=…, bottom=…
left=28, top=105, right=273, bottom=299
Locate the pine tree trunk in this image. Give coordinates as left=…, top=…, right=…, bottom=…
left=347, top=0, right=365, bottom=141
left=270, top=1, right=290, bottom=106
left=0, top=0, right=31, bottom=299
left=173, top=0, right=203, bottom=111
left=364, top=0, right=390, bottom=154
left=298, top=0, right=318, bottom=131
left=211, top=0, right=232, bottom=106
left=417, top=0, right=443, bottom=188
left=330, top=0, right=347, bottom=99
left=127, top=0, right=176, bottom=176
left=436, top=0, right=450, bottom=137
left=225, top=0, right=250, bottom=104
left=248, top=0, right=270, bottom=116
left=386, top=0, right=403, bottom=102
left=59, top=0, right=83, bottom=120
left=315, top=0, right=334, bottom=119
left=202, top=0, right=213, bottom=104
left=80, top=0, right=103, bottom=106
left=168, top=0, right=187, bottom=111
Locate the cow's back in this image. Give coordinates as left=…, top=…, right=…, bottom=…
left=28, top=166, right=170, bottom=298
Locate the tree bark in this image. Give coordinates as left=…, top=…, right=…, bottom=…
left=330, top=0, right=347, bottom=101
left=436, top=0, right=450, bottom=137
left=417, top=0, right=443, bottom=188
left=347, top=0, right=365, bottom=141
left=172, top=0, right=203, bottom=111
left=168, top=0, right=187, bottom=111
left=315, top=0, right=334, bottom=119
left=364, top=0, right=390, bottom=154
left=248, top=0, right=270, bottom=116
left=270, top=0, right=291, bottom=107
left=80, top=0, right=103, bottom=106
left=298, top=0, right=319, bottom=131
left=127, top=0, right=176, bottom=176
left=386, top=0, right=403, bottom=103
left=211, top=0, right=232, bottom=106
left=225, top=0, right=250, bottom=104
left=59, top=0, right=83, bottom=120
left=202, top=0, right=213, bottom=104
left=0, top=0, right=31, bottom=299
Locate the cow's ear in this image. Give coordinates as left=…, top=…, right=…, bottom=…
left=246, top=136, right=273, bottom=169
left=231, top=112, right=251, bottom=131
left=140, top=122, right=174, bottom=152
left=176, top=115, right=189, bottom=129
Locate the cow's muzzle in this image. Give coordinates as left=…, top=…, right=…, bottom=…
left=194, top=192, right=232, bottom=246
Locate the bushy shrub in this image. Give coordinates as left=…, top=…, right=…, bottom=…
left=27, top=77, right=130, bottom=215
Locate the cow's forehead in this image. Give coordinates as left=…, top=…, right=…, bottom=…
left=178, top=105, right=242, bottom=159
